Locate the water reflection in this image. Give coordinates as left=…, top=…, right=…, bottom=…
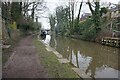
left=95, top=65, right=119, bottom=78
left=41, top=35, right=51, bottom=46
left=40, top=35, right=46, bottom=40
left=70, top=50, right=92, bottom=71
left=41, top=35, right=119, bottom=78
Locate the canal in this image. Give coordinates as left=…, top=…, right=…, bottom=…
left=41, top=35, right=119, bottom=78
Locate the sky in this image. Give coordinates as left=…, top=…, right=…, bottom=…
left=38, top=0, right=120, bottom=29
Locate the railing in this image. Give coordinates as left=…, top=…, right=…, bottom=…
left=101, top=37, right=120, bottom=48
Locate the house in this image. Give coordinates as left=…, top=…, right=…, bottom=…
left=110, top=6, right=119, bottom=18
left=102, top=2, right=120, bottom=19
left=104, top=2, right=120, bottom=37
left=80, top=13, right=91, bottom=21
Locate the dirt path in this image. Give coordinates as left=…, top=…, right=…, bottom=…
left=3, top=35, right=48, bottom=78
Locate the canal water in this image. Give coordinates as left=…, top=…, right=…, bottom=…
left=41, top=35, right=119, bottom=78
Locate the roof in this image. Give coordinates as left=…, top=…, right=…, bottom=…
left=110, top=5, right=120, bottom=12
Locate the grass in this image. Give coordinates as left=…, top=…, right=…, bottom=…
left=33, top=39, right=80, bottom=78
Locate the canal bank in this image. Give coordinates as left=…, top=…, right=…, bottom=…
left=33, top=37, right=80, bottom=78
left=68, top=35, right=120, bottom=48
left=39, top=34, right=119, bottom=78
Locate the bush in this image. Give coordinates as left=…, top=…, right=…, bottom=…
left=81, top=26, right=97, bottom=41
left=73, top=18, right=93, bottom=35
left=74, top=18, right=97, bottom=41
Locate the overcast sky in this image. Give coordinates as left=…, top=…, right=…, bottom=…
left=38, top=0, right=120, bottom=29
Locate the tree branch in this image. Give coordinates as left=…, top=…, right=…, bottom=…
left=87, top=0, right=94, bottom=14
left=77, top=0, right=83, bottom=21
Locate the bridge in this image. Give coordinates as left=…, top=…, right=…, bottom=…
left=40, top=29, right=51, bottom=35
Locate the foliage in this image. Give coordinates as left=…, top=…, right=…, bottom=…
left=53, top=4, right=99, bottom=41
left=11, top=2, right=22, bottom=22
left=87, top=1, right=101, bottom=32
left=49, top=14, right=56, bottom=31
left=72, top=17, right=98, bottom=41
left=81, top=26, right=97, bottom=41
left=2, top=1, right=46, bottom=35
left=55, top=6, right=70, bottom=35
left=73, top=18, right=92, bottom=34
left=74, top=1, right=83, bottom=34
left=100, top=7, right=108, bottom=16
left=16, top=17, right=34, bottom=33
left=10, top=22, right=17, bottom=30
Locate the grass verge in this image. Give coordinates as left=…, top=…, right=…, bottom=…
left=33, top=39, right=79, bottom=78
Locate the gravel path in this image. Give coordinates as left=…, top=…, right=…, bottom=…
left=3, top=36, right=48, bottom=78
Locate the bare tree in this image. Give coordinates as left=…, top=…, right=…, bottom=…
left=22, top=0, right=47, bottom=20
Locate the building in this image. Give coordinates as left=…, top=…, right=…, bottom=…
left=103, top=2, right=120, bottom=38
left=110, top=6, right=119, bottom=19
left=102, top=2, right=120, bottom=19
left=80, top=13, right=91, bottom=21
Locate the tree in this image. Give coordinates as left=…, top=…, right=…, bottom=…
left=19, top=0, right=47, bottom=31
left=100, top=7, right=108, bottom=16
left=77, top=0, right=83, bottom=22
left=11, top=2, right=22, bottom=22
left=68, top=0, right=83, bottom=34
left=55, top=6, right=70, bottom=35
left=49, top=14, right=56, bottom=32
left=87, top=0, right=101, bottom=32
left=74, top=0, right=83, bottom=34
